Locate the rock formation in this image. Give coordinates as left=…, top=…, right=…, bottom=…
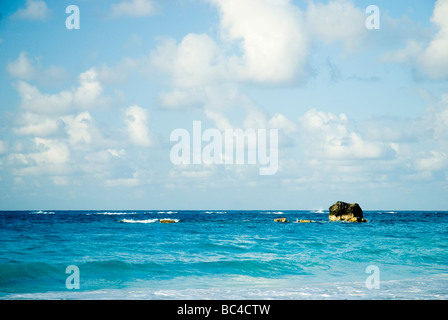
left=329, top=201, right=368, bottom=222
left=160, top=219, right=177, bottom=223
left=274, top=217, right=289, bottom=223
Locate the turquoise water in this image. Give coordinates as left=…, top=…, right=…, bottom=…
left=0, top=210, right=447, bottom=299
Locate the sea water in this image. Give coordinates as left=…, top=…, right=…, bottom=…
left=0, top=210, right=447, bottom=299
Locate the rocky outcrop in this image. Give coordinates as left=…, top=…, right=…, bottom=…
left=274, top=217, right=289, bottom=223
left=160, top=219, right=177, bottom=223
left=329, top=201, right=368, bottom=222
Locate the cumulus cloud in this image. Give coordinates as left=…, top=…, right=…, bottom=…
left=380, top=40, right=424, bottom=64
left=11, top=138, right=70, bottom=176
left=419, top=0, right=448, bottom=79
left=110, top=0, right=154, bottom=18
left=14, top=68, right=105, bottom=114
left=150, top=34, right=224, bottom=88
left=422, top=93, right=448, bottom=152
left=306, top=0, right=367, bottom=50
left=13, top=112, right=61, bottom=136
left=415, top=151, right=448, bottom=172
left=15, top=80, right=73, bottom=114
left=268, top=113, right=298, bottom=134
left=149, top=0, right=380, bottom=135
left=151, top=0, right=310, bottom=87
left=7, top=52, right=69, bottom=84
left=62, top=112, right=95, bottom=146
left=32, top=138, right=68, bottom=165
left=211, top=0, right=309, bottom=84
left=124, top=105, right=152, bottom=147
left=299, top=109, right=395, bottom=160
left=6, top=52, right=36, bottom=80
left=382, top=0, right=448, bottom=80
left=11, top=0, right=49, bottom=21
left=73, top=69, right=104, bottom=108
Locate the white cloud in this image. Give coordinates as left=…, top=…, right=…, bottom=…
left=380, top=40, right=423, bottom=63
left=12, top=0, right=49, bottom=21
left=299, top=109, right=394, bottom=160
left=32, top=138, right=69, bottom=166
left=15, top=80, right=73, bottom=114
left=62, top=112, right=94, bottom=146
left=419, top=0, right=448, bottom=79
left=10, top=138, right=70, bottom=176
left=211, top=0, right=309, bottom=84
left=268, top=113, right=298, bottom=134
left=7, top=52, right=36, bottom=80
left=415, top=151, right=448, bottom=171
left=424, top=93, right=448, bottom=149
left=306, top=0, right=367, bottom=50
left=108, top=149, right=126, bottom=158
left=7, top=52, right=68, bottom=84
left=381, top=0, right=448, bottom=80
left=13, top=112, right=60, bottom=136
left=125, top=105, right=152, bottom=147
left=14, top=68, right=105, bottom=115
left=73, top=69, right=104, bottom=108
left=110, top=0, right=154, bottom=18
left=151, top=0, right=310, bottom=87
left=151, top=34, right=223, bottom=88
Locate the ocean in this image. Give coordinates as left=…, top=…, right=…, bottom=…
left=0, top=210, right=447, bottom=300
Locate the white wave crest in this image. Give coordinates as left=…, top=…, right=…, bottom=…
left=261, top=211, right=284, bottom=215
left=30, top=211, right=55, bottom=215
left=120, top=218, right=159, bottom=224
left=96, top=212, right=136, bottom=215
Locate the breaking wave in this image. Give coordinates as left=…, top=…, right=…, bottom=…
left=30, top=211, right=55, bottom=215
left=119, top=219, right=159, bottom=224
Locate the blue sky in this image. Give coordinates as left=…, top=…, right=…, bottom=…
left=0, top=0, right=447, bottom=210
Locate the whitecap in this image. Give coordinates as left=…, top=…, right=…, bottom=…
left=120, top=218, right=159, bottom=224
left=95, top=212, right=136, bottom=215
left=30, top=211, right=55, bottom=215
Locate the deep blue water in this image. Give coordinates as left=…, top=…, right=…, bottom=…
left=0, top=210, right=447, bottom=299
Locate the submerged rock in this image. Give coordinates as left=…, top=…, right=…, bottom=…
left=294, top=219, right=311, bottom=223
left=329, top=201, right=368, bottom=222
left=274, top=217, right=289, bottom=223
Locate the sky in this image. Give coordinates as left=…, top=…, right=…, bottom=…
left=0, top=0, right=447, bottom=211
